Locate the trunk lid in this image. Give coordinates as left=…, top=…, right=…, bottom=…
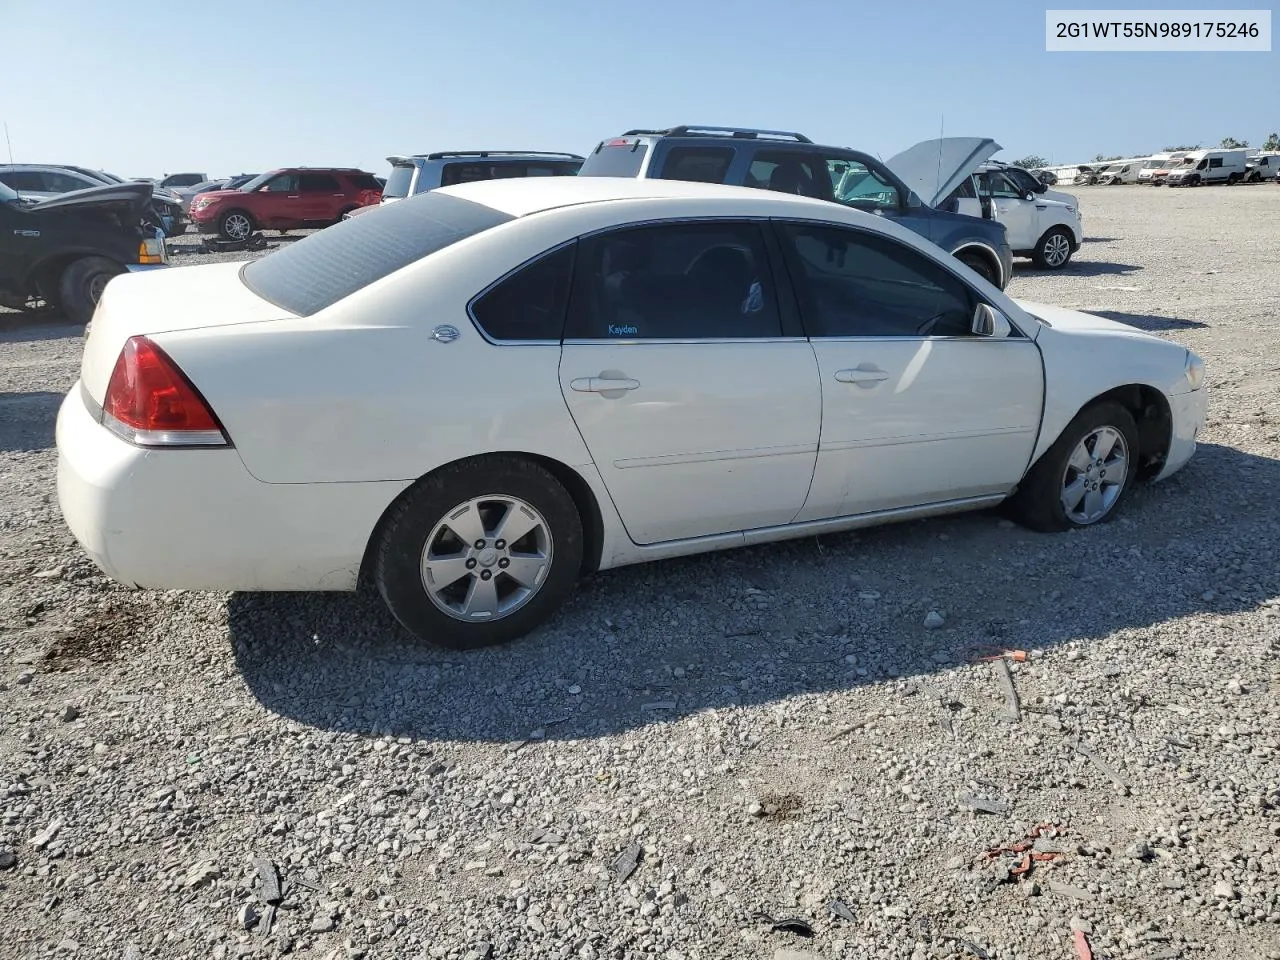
left=883, top=137, right=1001, bottom=208
left=80, top=261, right=294, bottom=403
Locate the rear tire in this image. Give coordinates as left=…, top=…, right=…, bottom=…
left=57, top=257, right=123, bottom=325
left=1032, top=227, right=1074, bottom=269
left=1004, top=401, right=1139, bottom=533
left=956, top=251, right=1000, bottom=287
left=374, top=456, right=583, bottom=650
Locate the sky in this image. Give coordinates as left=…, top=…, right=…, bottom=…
left=3, top=0, right=1275, bottom=180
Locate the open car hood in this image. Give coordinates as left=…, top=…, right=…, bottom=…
left=26, top=181, right=153, bottom=217
left=884, top=137, right=1001, bottom=208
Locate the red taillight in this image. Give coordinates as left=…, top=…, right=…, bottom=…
left=101, top=336, right=227, bottom=446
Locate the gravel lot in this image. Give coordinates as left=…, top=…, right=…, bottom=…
left=3, top=186, right=1280, bottom=960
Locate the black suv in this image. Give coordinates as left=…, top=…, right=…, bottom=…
left=0, top=179, right=168, bottom=324
left=579, top=125, right=1013, bottom=289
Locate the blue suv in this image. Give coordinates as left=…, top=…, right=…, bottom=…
left=578, top=126, right=1014, bottom=289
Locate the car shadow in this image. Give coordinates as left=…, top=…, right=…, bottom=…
left=0, top=391, right=65, bottom=451
left=1091, top=310, right=1208, bottom=332
left=1082, top=237, right=1121, bottom=243
left=229, top=442, right=1279, bottom=745
left=1022, top=261, right=1143, bottom=277
left=0, top=311, right=79, bottom=341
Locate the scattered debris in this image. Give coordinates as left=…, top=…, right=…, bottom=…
left=754, top=793, right=803, bottom=821
left=237, top=904, right=259, bottom=930
left=938, top=935, right=991, bottom=959
left=825, top=717, right=871, bottom=742
left=609, top=843, right=643, bottom=884
left=992, top=657, right=1022, bottom=722
left=524, top=828, right=563, bottom=845
left=0, top=847, right=16, bottom=869
left=1048, top=880, right=1095, bottom=901
left=258, top=905, right=276, bottom=937
left=924, top=611, right=946, bottom=629
left=1073, top=928, right=1093, bottom=960
left=1213, top=879, right=1238, bottom=900
left=29, top=819, right=63, bottom=851
left=463, top=944, right=493, bottom=960
left=253, top=855, right=282, bottom=904
left=183, top=859, right=221, bottom=889
left=1071, top=738, right=1132, bottom=795
left=753, top=910, right=814, bottom=937
left=310, top=915, right=335, bottom=933
left=982, top=823, right=1065, bottom=881
left=197, top=233, right=269, bottom=254
left=61, top=704, right=80, bottom=722
left=641, top=701, right=677, bottom=712
left=958, top=793, right=1009, bottom=815
left=828, top=899, right=857, bottom=922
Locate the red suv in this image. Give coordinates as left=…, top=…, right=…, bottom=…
left=190, top=167, right=382, bottom=240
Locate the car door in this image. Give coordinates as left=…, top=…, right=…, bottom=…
left=772, top=220, right=1044, bottom=521
left=298, top=173, right=343, bottom=222
left=979, top=171, right=1039, bottom=248
left=254, top=172, right=301, bottom=228
left=558, top=219, right=821, bottom=544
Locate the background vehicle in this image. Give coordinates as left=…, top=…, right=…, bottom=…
left=173, top=178, right=230, bottom=211
left=1243, top=153, right=1280, bottom=182
left=0, top=179, right=167, bottom=322
left=1031, top=168, right=1058, bottom=186
left=1072, top=164, right=1103, bottom=185
left=0, top=163, right=187, bottom=236
left=973, top=166, right=1083, bottom=268
left=581, top=126, right=1013, bottom=288
left=54, top=177, right=1205, bottom=651
left=380, top=151, right=583, bottom=203
left=1095, top=157, right=1149, bottom=184
left=154, top=172, right=208, bottom=189
left=189, top=167, right=382, bottom=239
left=1164, top=149, right=1248, bottom=186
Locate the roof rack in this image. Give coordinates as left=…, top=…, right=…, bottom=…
left=420, top=150, right=585, bottom=161
left=621, top=125, right=813, bottom=143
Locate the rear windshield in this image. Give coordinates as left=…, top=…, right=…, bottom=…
left=578, top=140, right=650, bottom=178
left=383, top=163, right=416, bottom=199
left=241, top=192, right=514, bottom=316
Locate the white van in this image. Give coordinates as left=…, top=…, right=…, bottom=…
left=1244, top=153, right=1280, bottom=183
left=1096, top=158, right=1149, bottom=185
left=1142, top=152, right=1191, bottom=185
left=1164, top=149, right=1248, bottom=187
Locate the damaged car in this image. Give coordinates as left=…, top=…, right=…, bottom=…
left=0, top=179, right=168, bottom=324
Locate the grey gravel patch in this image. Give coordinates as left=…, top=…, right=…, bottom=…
left=4, top=192, right=1280, bottom=958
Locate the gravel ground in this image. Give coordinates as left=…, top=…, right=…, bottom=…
left=2, top=186, right=1280, bottom=960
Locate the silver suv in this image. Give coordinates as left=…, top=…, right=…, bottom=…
left=379, top=151, right=583, bottom=203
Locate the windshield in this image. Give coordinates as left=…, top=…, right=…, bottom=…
left=1142, top=159, right=1164, bottom=168
left=383, top=163, right=416, bottom=200
left=0, top=180, right=18, bottom=202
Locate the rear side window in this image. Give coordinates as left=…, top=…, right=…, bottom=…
left=470, top=244, right=575, bottom=341
left=347, top=173, right=381, bottom=190
left=577, top=140, right=649, bottom=178
left=441, top=163, right=494, bottom=186
left=300, top=174, right=341, bottom=192
left=659, top=147, right=735, bottom=184
left=383, top=164, right=416, bottom=199
left=241, top=192, right=514, bottom=317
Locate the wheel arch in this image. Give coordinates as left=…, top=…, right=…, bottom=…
left=950, top=242, right=1004, bottom=288
left=28, top=250, right=126, bottom=302
left=356, top=451, right=606, bottom=591
left=1036, top=384, right=1172, bottom=482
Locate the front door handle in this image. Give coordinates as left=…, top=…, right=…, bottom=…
left=835, top=367, right=889, bottom=386
left=570, top=376, right=641, bottom=394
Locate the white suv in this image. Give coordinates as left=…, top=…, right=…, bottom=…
left=973, top=163, right=1082, bottom=269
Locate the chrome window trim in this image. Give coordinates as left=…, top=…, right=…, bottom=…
left=563, top=337, right=808, bottom=346
left=466, top=239, right=577, bottom=346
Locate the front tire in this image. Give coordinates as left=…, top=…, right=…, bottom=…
left=1005, top=401, right=1139, bottom=533
left=956, top=251, right=1000, bottom=287
left=57, top=257, right=124, bottom=325
left=374, top=456, right=584, bottom=650
left=218, top=209, right=255, bottom=241
left=1032, top=227, right=1074, bottom=269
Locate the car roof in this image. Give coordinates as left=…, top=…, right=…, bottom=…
left=433, top=174, right=860, bottom=219
left=389, top=151, right=584, bottom=164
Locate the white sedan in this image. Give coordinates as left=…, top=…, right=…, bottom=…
left=56, top=177, right=1206, bottom=649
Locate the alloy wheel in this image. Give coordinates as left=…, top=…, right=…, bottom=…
left=420, top=495, right=554, bottom=621
left=1043, top=233, right=1071, bottom=267
left=1060, top=427, right=1129, bottom=524
left=224, top=214, right=252, bottom=240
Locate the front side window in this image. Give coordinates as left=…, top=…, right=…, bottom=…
left=566, top=221, right=780, bottom=340
left=42, top=171, right=92, bottom=193
left=979, top=171, right=1024, bottom=199
left=470, top=244, right=575, bottom=341
left=778, top=223, right=977, bottom=338
left=824, top=157, right=902, bottom=211
left=0, top=171, right=45, bottom=192
left=261, top=173, right=299, bottom=192
left=1208, top=157, right=1223, bottom=168
left=745, top=151, right=833, bottom=202
left=659, top=147, right=735, bottom=184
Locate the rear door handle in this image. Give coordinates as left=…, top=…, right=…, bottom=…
left=835, top=367, right=889, bottom=385
left=570, top=376, right=640, bottom=394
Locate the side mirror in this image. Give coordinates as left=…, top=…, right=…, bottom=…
left=972, top=303, right=1012, bottom=337
left=1023, top=191, right=1036, bottom=202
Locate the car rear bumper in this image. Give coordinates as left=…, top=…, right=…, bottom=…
left=1154, top=388, right=1206, bottom=482
left=56, top=385, right=409, bottom=592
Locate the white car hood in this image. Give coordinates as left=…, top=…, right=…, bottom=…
left=884, top=137, right=1001, bottom=208
left=1012, top=300, right=1157, bottom=339
left=1040, top=187, right=1077, bottom=205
